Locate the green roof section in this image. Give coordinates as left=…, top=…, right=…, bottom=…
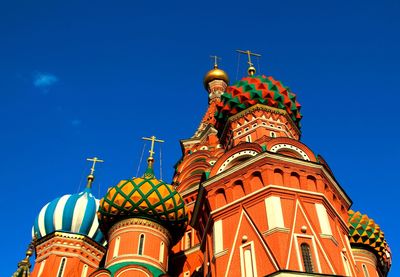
left=215, top=75, right=302, bottom=128
left=107, top=261, right=164, bottom=276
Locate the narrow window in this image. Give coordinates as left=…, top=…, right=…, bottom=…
left=362, top=264, right=370, bottom=277
left=113, top=236, right=120, bottom=258
left=342, top=254, right=351, bottom=276
left=184, top=230, right=192, bottom=250
left=244, top=249, right=255, bottom=277
left=301, top=243, right=314, bottom=273
left=246, top=135, right=252, bottom=142
left=81, top=264, right=88, bottom=277
left=240, top=244, right=257, bottom=277
left=159, top=242, right=165, bottom=263
left=213, top=220, right=223, bottom=254
left=138, top=234, right=145, bottom=255
left=38, top=260, right=46, bottom=277
left=57, top=257, right=67, bottom=277
left=270, top=131, right=276, bottom=138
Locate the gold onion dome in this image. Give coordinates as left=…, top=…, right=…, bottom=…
left=203, top=65, right=229, bottom=89
left=97, top=160, right=188, bottom=242
left=348, top=210, right=392, bottom=273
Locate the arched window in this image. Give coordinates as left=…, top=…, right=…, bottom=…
left=57, top=257, right=67, bottom=277
left=113, top=236, right=120, bottom=258
left=290, top=172, right=300, bottom=188
left=159, top=241, right=165, bottom=263
left=306, top=176, right=317, bottom=191
left=37, top=260, right=46, bottom=277
left=246, top=135, right=252, bottom=142
left=138, top=234, right=145, bottom=255
left=300, top=243, right=314, bottom=273
left=215, top=188, right=227, bottom=208
left=362, top=264, right=370, bottom=277
left=232, top=180, right=245, bottom=199
left=273, top=169, right=284, bottom=186
left=250, top=172, right=263, bottom=191
left=81, top=264, right=88, bottom=277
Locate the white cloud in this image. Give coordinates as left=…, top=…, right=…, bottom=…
left=33, top=72, right=59, bottom=88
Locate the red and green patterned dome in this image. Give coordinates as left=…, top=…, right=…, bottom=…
left=98, top=165, right=188, bottom=239
left=215, top=75, right=302, bottom=127
left=348, top=210, right=392, bottom=273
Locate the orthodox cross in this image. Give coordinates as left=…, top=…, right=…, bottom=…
left=236, top=49, right=261, bottom=67
left=86, top=157, right=104, bottom=176
left=86, top=156, right=104, bottom=188
left=142, top=136, right=164, bottom=158
left=210, top=55, right=221, bottom=68
left=236, top=49, right=261, bottom=76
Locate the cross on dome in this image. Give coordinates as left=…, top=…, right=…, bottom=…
left=142, top=135, right=164, bottom=159
left=236, top=49, right=261, bottom=76
left=210, top=55, right=221, bottom=68
left=86, top=156, right=104, bottom=188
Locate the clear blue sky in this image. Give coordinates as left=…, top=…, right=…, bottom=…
left=1, top=0, right=399, bottom=275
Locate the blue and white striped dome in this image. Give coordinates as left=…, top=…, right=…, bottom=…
left=32, top=188, right=105, bottom=244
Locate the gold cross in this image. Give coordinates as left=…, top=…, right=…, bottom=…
left=236, top=49, right=261, bottom=67
left=86, top=157, right=104, bottom=176
left=142, top=136, right=164, bottom=158
left=210, top=55, right=221, bottom=68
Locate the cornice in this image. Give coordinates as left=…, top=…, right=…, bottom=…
left=202, top=150, right=352, bottom=206
left=36, top=231, right=106, bottom=252
left=220, top=104, right=301, bottom=140
left=108, top=218, right=172, bottom=242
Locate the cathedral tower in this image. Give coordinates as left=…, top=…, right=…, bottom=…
left=93, top=137, right=188, bottom=276
left=170, top=51, right=392, bottom=277
left=28, top=158, right=106, bottom=277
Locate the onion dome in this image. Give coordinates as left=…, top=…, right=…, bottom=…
left=98, top=159, right=188, bottom=241
left=203, top=64, right=230, bottom=89
left=32, top=187, right=105, bottom=244
left=215, top=75, right=302, bottom=127
left=348, top=210, right=392, bottom=273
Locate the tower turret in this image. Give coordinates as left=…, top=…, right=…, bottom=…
left=348, top=210, right=392, bottom=276
left=30, top=158, right=106, bottom=277
left=95, top=136, right=188, bottom=277
left=203, top=56, right=229, bottom=101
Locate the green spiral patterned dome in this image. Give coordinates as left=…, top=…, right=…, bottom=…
left=98, top=165, right=188, bottom=239
left=348, top=210, right=392, bottom=273
left=215, top=75, right=302, bottom=127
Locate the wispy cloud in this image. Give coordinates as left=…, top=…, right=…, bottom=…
left=33, top=72, right=59, bottom=88
left=70, top=119, right=82, bottom=127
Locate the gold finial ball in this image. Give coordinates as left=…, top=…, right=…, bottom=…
left=203, top=65, right=230, bottom=90
left=248, top=65, right=256, bottom=76
left=26, top=249, right=33, bottom=256
left=147, top=156, right=154, bottom=163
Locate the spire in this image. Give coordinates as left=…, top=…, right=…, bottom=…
left=86, top=157, right=104, bottom=188
left=236, top=49, right=261, bottom=76
left=210, top=55, right=221, bottom=69
left=12, top=239, right=35, bottom=277
left=142, top=136, right=164, bottom=178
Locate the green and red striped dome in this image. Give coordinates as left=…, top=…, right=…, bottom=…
left=215, top=75, right=302, bottom=127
